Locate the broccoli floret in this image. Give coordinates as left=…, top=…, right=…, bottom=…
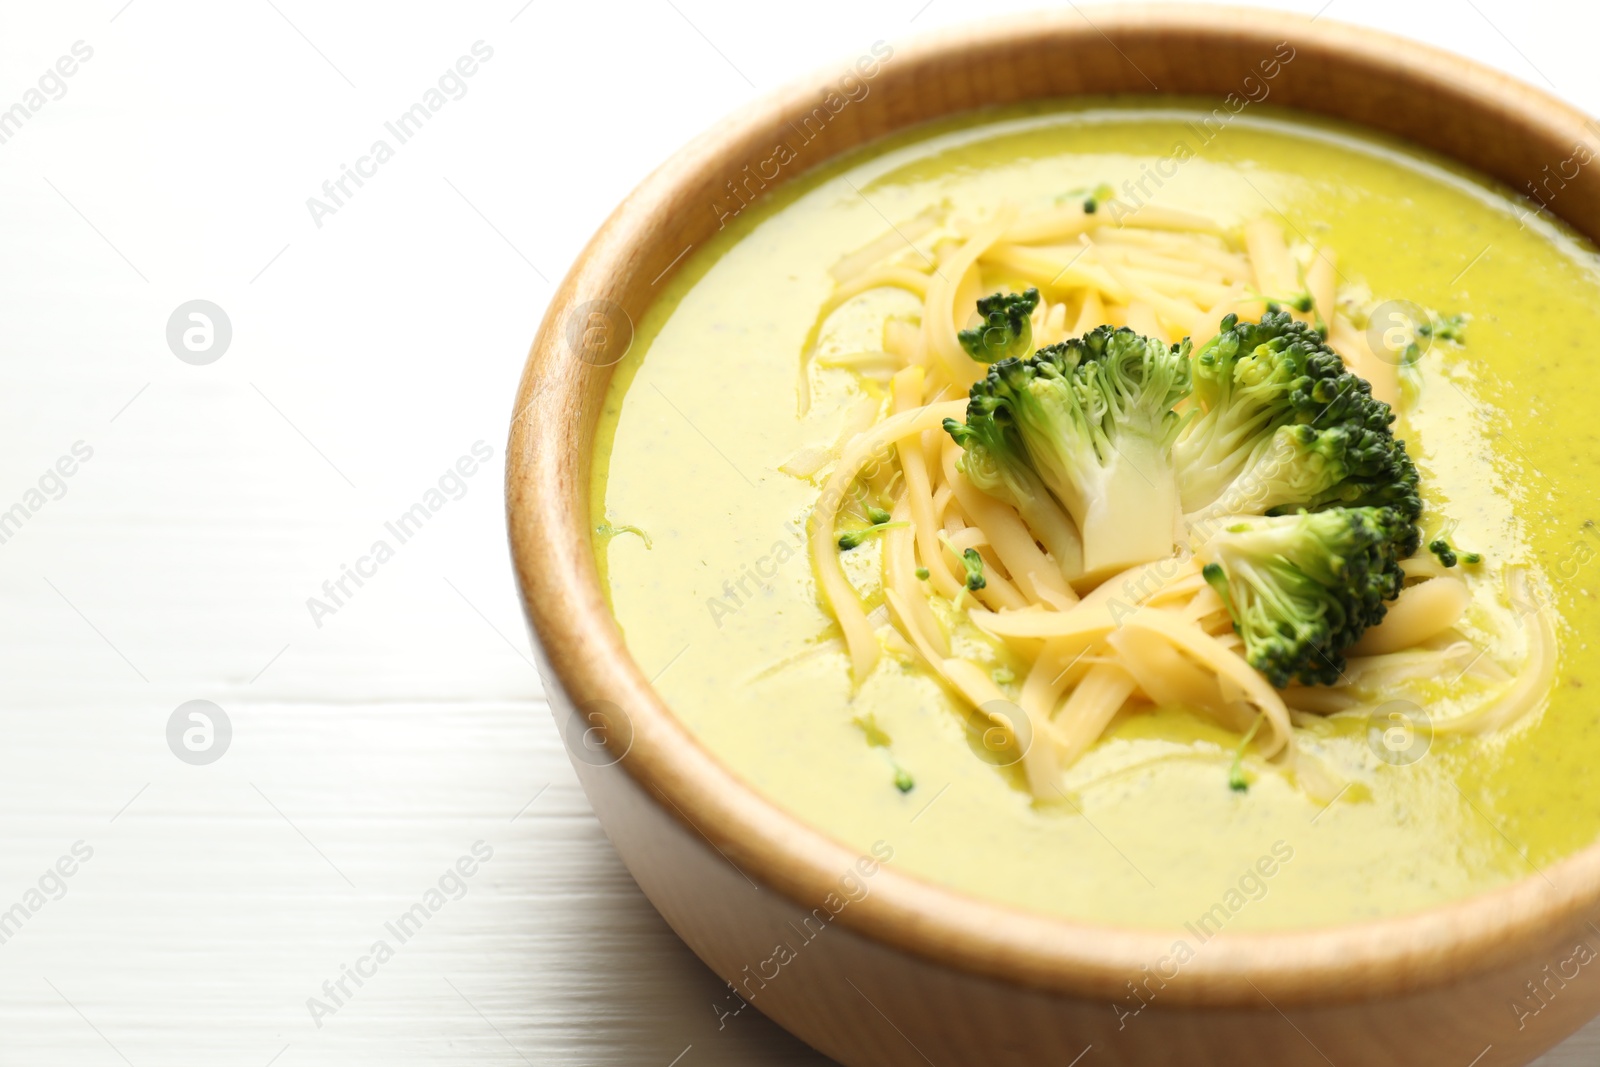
left=956, top=326, right=1191, bottom=582
left=1200, top=507, right=1407, bottom=688
left=1193, top=421, right=1421, bottom=551
left=944, top=414, right=1083, bottom=578
left=1175, top=312, right=1421, bottom=549
left=958, top=288, right=1040, bottom=364
left=1428, top=538, right=1459, bottom=568
left=1176, top=312, right=1320, bottom=512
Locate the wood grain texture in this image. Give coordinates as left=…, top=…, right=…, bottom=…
left=507, top=5, right=1600, bottom=1065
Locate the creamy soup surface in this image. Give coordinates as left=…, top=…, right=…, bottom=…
left=590, top=103, right=1600, bottom=930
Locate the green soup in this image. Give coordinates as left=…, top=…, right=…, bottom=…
left=589, top=103, right=1600, bottom=931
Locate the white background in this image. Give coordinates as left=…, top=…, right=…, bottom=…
left=0, top=0, right=1593, bottom=1064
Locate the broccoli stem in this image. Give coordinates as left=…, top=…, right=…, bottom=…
left=838, top=520, right=907, bottom=550
left=1012, top=492, right=1086, bottom=579
left=1076, top=434, right=1182, bottom=581
left=595, top=522, right=653, bottom=549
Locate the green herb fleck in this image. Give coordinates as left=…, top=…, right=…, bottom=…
left=853, top=713, right=892, bottom=748
left=1420, top=312, right=1468, bottom=344
left=960, top=548, right=986, bottom=591
left=838, top=518, right=908, bottom=550
left=1229, top=715, right=1265, bottom=792
left=914, top=566, right=930, bottom=580
left=1428, top=538, right=1459, bottom=568
left=1060, top=182, right=1113, bottom=214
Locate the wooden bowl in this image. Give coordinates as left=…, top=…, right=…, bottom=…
left=506, top=7, right=1600, bottom=1064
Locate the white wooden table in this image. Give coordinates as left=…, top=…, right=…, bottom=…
left=0, top=0, right=1593, bottom=1062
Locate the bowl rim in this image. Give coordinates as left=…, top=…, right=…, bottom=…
left=506, top=2, right=1600, bottom=1007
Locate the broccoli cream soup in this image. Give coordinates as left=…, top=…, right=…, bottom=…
left=589, top=103, right=1600, bottom=930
